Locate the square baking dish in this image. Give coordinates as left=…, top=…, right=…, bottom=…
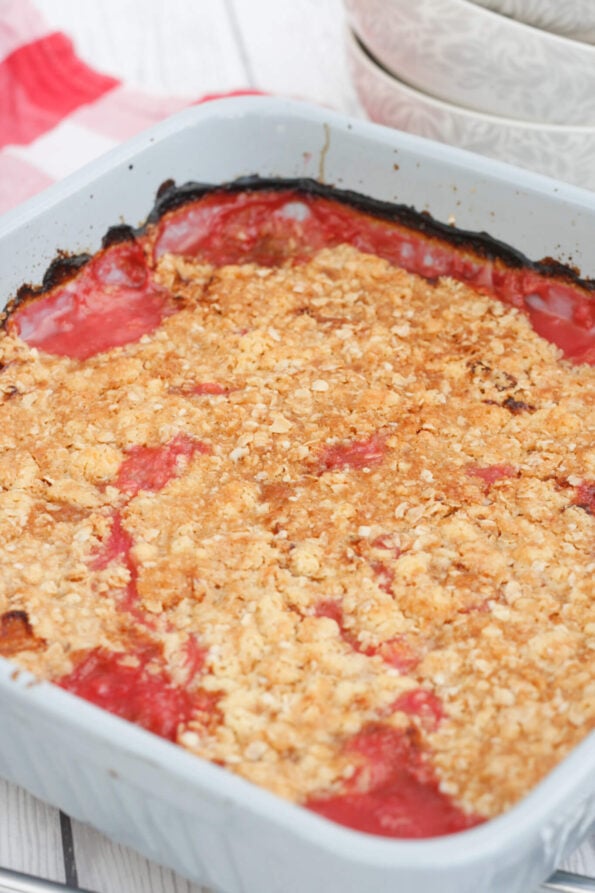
left=0, top=96, right=594, bottom=893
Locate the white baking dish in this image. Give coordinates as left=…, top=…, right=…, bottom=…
left=0, top=96, right=594, bottom=893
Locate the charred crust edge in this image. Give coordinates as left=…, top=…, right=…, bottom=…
left=2, top=253, right=92, bottom=324
left=1, top=609, right=33, bottom=632
left=2, top=176, right=593, bottom=330
left=147, top=176, right=595, bottom=293
left=0, top=609, right=46, bottom=657
left=102, top=224, right=137, bottom=250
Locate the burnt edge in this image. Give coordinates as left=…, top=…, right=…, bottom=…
left=0, top=608, right=47, bottom=656
left=147, top=177, right=595, bottom=288
left=2, top=253, right=92, bottom=324
left=3, top=175, right=594, bottom=326
left=1, top=609, right=33, bottom=633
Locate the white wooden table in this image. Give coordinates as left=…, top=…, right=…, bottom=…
left=1, top=2, right=594, bottom=890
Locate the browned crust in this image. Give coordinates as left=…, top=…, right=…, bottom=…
left=0, top=610, right=46, bottom=657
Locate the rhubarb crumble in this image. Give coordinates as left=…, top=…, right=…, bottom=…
left=0, top=183, right=593, bottom=838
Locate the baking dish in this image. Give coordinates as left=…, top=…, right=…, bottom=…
left=0, top=96, right=594, bottom=893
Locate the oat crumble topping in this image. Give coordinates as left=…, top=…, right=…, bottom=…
left=0, top=241, right=593, bottom=822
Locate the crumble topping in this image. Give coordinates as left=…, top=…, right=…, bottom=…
left=0, top=242, right=593, bottom=820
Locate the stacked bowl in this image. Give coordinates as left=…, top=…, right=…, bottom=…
left=344, top=0, right=595, bottom=189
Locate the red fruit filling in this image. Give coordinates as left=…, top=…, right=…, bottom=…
left=574, top=481, right=595, bottom=515
left=58, top=647, right=216, bottom=742
left=318, top=434, right=387, bottom=472
left=306, top=725, right=483, bottom=838
left=116, top=433, right=210, bottom=497
left=11, top=241, right=176, bottom=359
left=467, top=464, right=517, bottom=488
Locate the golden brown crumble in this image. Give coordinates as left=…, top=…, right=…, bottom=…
left=0, top=244, right=593, bottom=817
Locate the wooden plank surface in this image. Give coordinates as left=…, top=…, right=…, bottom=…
left=227, top=0, right=362, bottom=114
left=33, top=0, right=362, bottom=113
left=561, top=839, right=595, bottom=878
left=71, top=821, right=208, bottom=893
left=33, top=0, right=249, bottom=97
left=0, top=779, right=65, bottom=882
left=1, top=1, right=594, bottom=891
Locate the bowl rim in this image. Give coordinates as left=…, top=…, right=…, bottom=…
left=348, top=0, right=595, bottom=54
left=348, top=27, right=595, bottom=135
left=456, top=0, right=595, bottom=49
left=465, top=0, right=595, bottom=38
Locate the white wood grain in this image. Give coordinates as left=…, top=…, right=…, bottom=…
left=0, top=779, right=65, bottom=882
left=32, top=0, right=361, bottom=114
left=71, top=820, right=209, bottom=893
left=560, top=834, right=595, bottom=877
left=229, top=0, right=362, bottom=115
left=33, top=0, right=248, bottom=96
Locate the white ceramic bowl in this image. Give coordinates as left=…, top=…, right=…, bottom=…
left=345, top=27, right=595, bottom=191
left=470, top=0, right=595, bottom=44
left=344, top=0, right=595, bottom=125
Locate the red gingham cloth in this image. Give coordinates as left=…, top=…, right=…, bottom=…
left=0, top=0, right=256, bottom=215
